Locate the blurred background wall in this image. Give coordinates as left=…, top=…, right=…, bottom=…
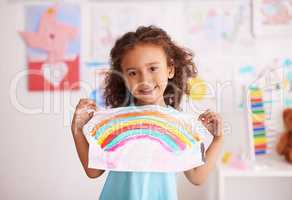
left=1, top=0, right=292, bottom=200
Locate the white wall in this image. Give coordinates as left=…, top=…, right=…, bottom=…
left=0, top=1, right=213, bottom=200
left=0, top=2, right=106, bottom=200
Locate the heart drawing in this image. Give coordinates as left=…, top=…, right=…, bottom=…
left=41, top=62, right=68, bottom=87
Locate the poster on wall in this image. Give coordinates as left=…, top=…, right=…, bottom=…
left=20, top=4, right=80, bottom=91
left=89, top=67, right=109, bottom=108
left=90, top=2, right=183, bottom=64
left=182, top=1, right=251, bottom=55
left=253, top=0, right=292, bottom=37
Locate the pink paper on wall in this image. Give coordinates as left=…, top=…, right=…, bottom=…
left=20, top=4, right=80, bottom=91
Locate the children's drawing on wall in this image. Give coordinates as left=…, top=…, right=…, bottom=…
left=253, top=0, right=292, bottom=36
left=89, top=68, right=109, bottom=108
left=19, top=4, right=80, bottom=91
left=180, top=76, right=211, bottom=114
left=182, top=56, right=236, bottom=114
left=90, top=2, right=182, bottom=63
left=187, top=77, right=208, bottom=102
left=183, top=1, right=251, bottom=54
left=244, top=58, right=292, bottom=159
left=234, top=63, right=257, bottom=111
left=233, top=57, right=285, bottom=111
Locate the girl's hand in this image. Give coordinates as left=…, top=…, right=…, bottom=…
left=198, top=109, right=223, bottom=138
left=71, top=98, right=97, bottom=134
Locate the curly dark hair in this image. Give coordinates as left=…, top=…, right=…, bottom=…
left=103, top=25, right=197, bottom=109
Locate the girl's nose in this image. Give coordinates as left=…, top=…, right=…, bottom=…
left=139, top=70, right=151, bottom=83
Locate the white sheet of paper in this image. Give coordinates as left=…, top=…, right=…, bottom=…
left=83, top=105, right=212, bottom=172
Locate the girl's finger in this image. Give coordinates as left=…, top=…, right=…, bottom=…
left=76, top=106, right=97, bottom=115
left=198, top=109, right=212, bottom=120
left=200, top=113, right=213, bottom=124
left=78, top=98, right=96, bottom=106
left=200, top=112, right=221, bottom=134
left=198, top=112, right=208, bottom=121
left=86, top=104, right=97, bottom=111
left=85, top=99, right=96, bottom=106
left=205, top=112, right=218, bottom=122
left=78, top=98, right=87, bottom=105
left=77, top=100, right=96, bottom=109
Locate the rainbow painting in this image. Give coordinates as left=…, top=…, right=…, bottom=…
left=83, top=105, right=209, bottom=172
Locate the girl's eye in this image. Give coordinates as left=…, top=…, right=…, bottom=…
left=150, top=66, right=158, bottom=72
left=128, top=71, right=136, bottom=77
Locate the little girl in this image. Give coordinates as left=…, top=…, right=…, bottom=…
left=71, top=25, right=223, bottom=200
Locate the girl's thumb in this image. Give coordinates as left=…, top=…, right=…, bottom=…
left=85, top=112, right=94, bottom=124
left=89, top=111, right=94, bottom=119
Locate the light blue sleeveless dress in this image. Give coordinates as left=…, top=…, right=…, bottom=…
left=99, top=171, right=178, bottom=200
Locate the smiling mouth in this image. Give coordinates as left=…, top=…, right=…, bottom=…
left=138, top=86, right=158, bottom=95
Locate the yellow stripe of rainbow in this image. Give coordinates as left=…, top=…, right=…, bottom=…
left=90, top=110, right=201, bottom=148
left=97, top=118, right=193, bottom=148
left=91, top=111, right=192, bottom=135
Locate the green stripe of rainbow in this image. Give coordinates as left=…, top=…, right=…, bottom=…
left=104, top=129, right=181, bottom=152
left=90, top=110, right=201, bottom=152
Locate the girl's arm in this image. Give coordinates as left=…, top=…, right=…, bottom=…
left=184, top=110, right=223, bottom=185
left=184, top=135, right=223, bottom=185
left=71, top=99, right=105, bottom=179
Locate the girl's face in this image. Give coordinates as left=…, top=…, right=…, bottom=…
left=121, top=44, right=174, bottom=106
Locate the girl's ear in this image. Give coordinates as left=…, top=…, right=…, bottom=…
left=168, top=64, right=175, bottom=79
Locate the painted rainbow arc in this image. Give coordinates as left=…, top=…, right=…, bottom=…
left=89, top=110, right=201, bottom=152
